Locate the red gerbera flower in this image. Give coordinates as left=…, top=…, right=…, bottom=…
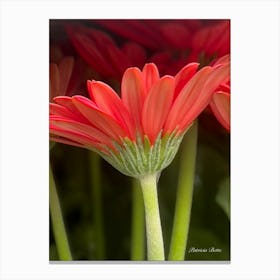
left=50, top=61, right=229, bottom=177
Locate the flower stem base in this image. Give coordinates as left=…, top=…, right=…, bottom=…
left=139, top=173, right=165, bottom=260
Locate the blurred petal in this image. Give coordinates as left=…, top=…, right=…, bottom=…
left=66, top=24, right=115, bottom=77
left=122, top=42, right=147, bottom=68
left=106, top=45, right=130, bottom=77
left=95, top=20, right=161, bottom=50
left=192, top=21, right=230, bottom=58
left=49, top=63, right=60, bottom=99
left=210, top=91, right=230, bottom=131
left=160, top=23, right=191, bottom=49
left=58, top=57, right=74, bottom=96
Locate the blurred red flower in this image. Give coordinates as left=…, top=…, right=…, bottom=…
left=65, top=23, right=146, bottom=80
left=209, top=55, right=230, bottom=131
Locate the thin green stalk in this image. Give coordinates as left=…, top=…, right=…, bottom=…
left=89, top=152, right=105, bottom=260
left=49, top=166, right=72, bottom=260
left=139, top=173, right=164, bottom=260
left=131, top=179, right=145, bottom=260
left=168, top=120, right=198, bottom=260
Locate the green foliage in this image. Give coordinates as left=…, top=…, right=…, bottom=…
left=216, top=177, right=230, bottom=219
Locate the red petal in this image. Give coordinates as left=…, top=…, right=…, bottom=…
left=106, top=45, right=130, bottom=78
left=164, top=66, right=212, bottom=133
left=95, top=20, right=160, bottom=50
left=50, top=136, right=84, bottom=148
left=122, top=42, right=146, bottom=68
left=72, top=95, right=127, bottom=142
left=142, top=63, right=160, bottom=94
left=49, top=103, right=81, bottom=121
left=212, top=54, right=230, bottom=66
left=66, top=25, right=115, bottom=77
left=50, top=115, right=115, bottom=149
left=58, top=57, right=74, bottom=96
left=49, top=63, right=60, bottom=100
left=66, top=58, right=86, bottom=96
left=87, top=81, right=135, bottom=139
left=53, top=96, right=91, bottom=124
left=174, top=63, right=199, bottom=100
left=142, top=76, right=175, bottom=143
left=50, top=125, right=105, bottom=151
left=210, top=91, right=230, bottom=131
left=121, top=67, right=146, bottom=132
left=160, top=23, right=191, bottom=49
left=179, top=63, right=230, bottom=131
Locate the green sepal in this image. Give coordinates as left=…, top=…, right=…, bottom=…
left=96, top=131, right=185, bottom=178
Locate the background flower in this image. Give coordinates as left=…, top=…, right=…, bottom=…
left=209, top=55, right=231, bottom=131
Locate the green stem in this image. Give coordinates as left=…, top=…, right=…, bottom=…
left=131, top=179, right=145, bottom=260
left=139, top=173, right=164, bottom=260
left=89, top=152, right=105, bottom=260
left=49, top=166, right=72, bottom=260
left=168, top=120, right=198, bottom=260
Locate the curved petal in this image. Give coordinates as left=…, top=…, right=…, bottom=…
left=192, top=21, right=230, bottom=58
left=142, top=76, right=175, bottom=143
left=58, top=57, right=74, bottom=96
left=122, top=42, right=147, bottom=68
left=53, top=96, right=91, bottom=124
left=174, top=62, right=199, bottom=100
left=50, top=115, right=115, bottom=149
left=49, top=103, right=83, bottom=122
left=50, top=125, right=106, bottom=151
left=160, top=23, right=191, bottom=49
left=121, top=67, right=146, bottom=132
left=49, top=63, right=60, bottom=100
left=164, top=66, right=212, bottom=133
left=50, top=135, right=84, bottom=148
left=179, top=63, right=230, bottom=131
left=212, top=54, right=230, bottom=66
left=66, top=25, right=115, bottom=77
left=87, top=80, right=135, bottom=138
left=142, top=63, right=160, bottom=94
left=95, top=20, right=160, bottom=50
left=106, top=45, right=130, bottom=78
left=216, top=83, right=230, bottom=92
left=72, top=95, right=127, bottom=142
left=210, top=91, right=230, bottom=131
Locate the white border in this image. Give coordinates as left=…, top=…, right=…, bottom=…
left=0, top=0, right=279, bottom=279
